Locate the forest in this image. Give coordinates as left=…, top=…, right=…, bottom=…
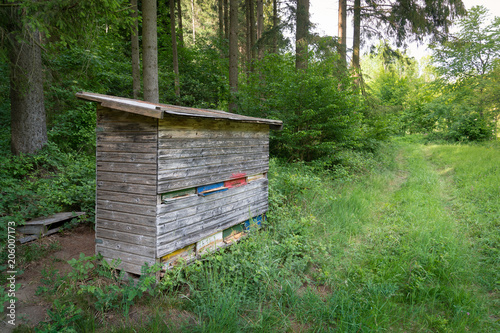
left=0, top=0, right=499, bottom=331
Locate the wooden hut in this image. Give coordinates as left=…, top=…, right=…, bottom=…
left=76, top=92, right=282, bottom=276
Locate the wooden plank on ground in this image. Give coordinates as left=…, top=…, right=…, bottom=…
left=18, top=212, right=85, bottom=235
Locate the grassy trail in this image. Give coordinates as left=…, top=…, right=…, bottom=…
left=313, top=141, right=499, bottom=332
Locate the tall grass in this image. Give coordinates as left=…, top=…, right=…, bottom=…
left=15, top=141, right=500, bottom=332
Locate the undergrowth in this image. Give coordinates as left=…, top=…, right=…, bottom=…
left=5, top=140, right=500, bottom=332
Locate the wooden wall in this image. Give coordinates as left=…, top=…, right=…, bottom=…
left=95, top=106, right=158, bottom=275
left=157, top=117, right=269, bottom=193
left=95, top=108, right=271, bottom=274
left=156, top=178, right=268, bottom=257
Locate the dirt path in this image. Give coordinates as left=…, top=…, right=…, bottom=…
left=1, top=225, right=95, bottom=331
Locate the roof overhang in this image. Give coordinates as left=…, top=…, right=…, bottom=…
left=76, top=92, right=283, bottom=130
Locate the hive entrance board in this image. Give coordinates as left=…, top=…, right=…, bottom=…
left=18, top=212, right=86, bottom=243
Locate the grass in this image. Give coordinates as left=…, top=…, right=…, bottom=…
left=7, top=139, right=500, bottom=332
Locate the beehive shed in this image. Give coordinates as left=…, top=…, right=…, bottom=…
left=77, top=92, right=283, bottom=276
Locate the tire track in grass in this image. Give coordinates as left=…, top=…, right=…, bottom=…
left=332, top=143, right=484, bottom=332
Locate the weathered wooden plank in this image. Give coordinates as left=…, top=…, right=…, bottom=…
left=97, top=151, right=157, bottom=164
left=224, top=177, right=247, bottom=188
left=157, top=188, right=268, bottom=231
left=158, top=127, right=268, bottom=139
left=157, top=191, right=268, bottom=231
left=158, top=159, right=268, bottom=180
left=97, top=142, right=158, bottom=153
left=196, top=231, right=223, bottom=256
left=98, top=209, right=156, bottom=226
left=159, top=116, right=268, bottom=131
left=97, top=237, right=156, bottom=257
left=97, top=181, right=156, bottom=195
left=160, top=244, right=196, bottom=270
left=157, top=179, right=267, bottom=214
left=97, top=218, right=156, bottom=236
left=96, top=246, right=156, bottom=271
left=100, top=100, right=163, bottom=119
left=158, top=138, right=268, bottom=149
left=158, top=146, right=268, bottom=160
left=247, top=173, right=266, bottom=182
left=97, top=105, right=159, bottom=123
left=97, top=171, right=157, bottom=186
left=157, top=182, right=268, bottom=215
left=97, top=132, right=158, bottom=143
left=156, top=204, right=268, bottom=257
left=97, top=161, right=157, bottom=175
left=157, top=152, right=267, bottom=170
left=160, top=188, right=196, bottom=202
left=157, top=196, right=268, bottom=237
left=157, top=166, right=269, bottom=193
left=18, top=212, right=85, bottom=235
left=97, top=122, right=157, bottom=133
left=100, top=258, right=143, bottom=276
left=97, top=200, right=156, bottom=216
left=96, top=227, right=155, bottom=247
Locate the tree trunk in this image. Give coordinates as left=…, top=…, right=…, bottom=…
left=9, top=28, right=47, bottom=155
left=218, top=0, right=224, bottom=37
left=191, top=0, right=196, bottom=44
left=245, top=0, right=252, bottom=74
left=143, top=0, right=159, bottom=103
left=352, top=0, right=361, bottom=86
left=295, top=0, right=309, bottom=70
left=273, top=0, right=278, bottom=53
left=170, top=0, right=180, bottom=97
left=249, top=0, right=256, bottom=63
left=177, top=0, right=184, bottom=47
left=229, top=0, right=239, bottom=112
left=131, top=0, right=141, bottom=99
left=338, top=0, right=347, bottom=69
left=257, top=0, right=263, bottom=59
left=224, top=0, right=229, bottom=40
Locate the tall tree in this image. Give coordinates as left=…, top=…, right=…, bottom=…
left=1, top=0, right=126, bottom=155
left=218, top=0, right=224, bottom=37
left=177, top=0, right=184, bottom=46
left=191, top=0, right=196, bottom=44
left=295, top=0, right=309, bottom=70
left=257, top=0, right=263, bottom=59
left=431, top=6, right=500, bottom=80
left=143, top=0, right=159, bottom=103
left=352, top=0, right=361, bottom=85
left=359, top=0, right=466, bottom=47
left=273, top=0, right=278, bottom=53
left=338, top=0, right=347, bottom=68
left=224, top=0, right=229, bottom=40
left=170, top=0, right=180, bottom=97
left=131, top=0, right=141, bottom=99
left=229, top=0, right=239, bottom=112
left=8, top=26, right=47, bottom=155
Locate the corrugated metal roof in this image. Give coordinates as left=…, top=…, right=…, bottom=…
left=76, top=92, right=283, bottom=130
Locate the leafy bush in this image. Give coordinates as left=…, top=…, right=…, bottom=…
left=0, top=142, right=95, bottom=252
left=236, top=53, right=389, bottom=165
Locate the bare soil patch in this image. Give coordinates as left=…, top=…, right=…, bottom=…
left=1, top=224, right=95, bottom=331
